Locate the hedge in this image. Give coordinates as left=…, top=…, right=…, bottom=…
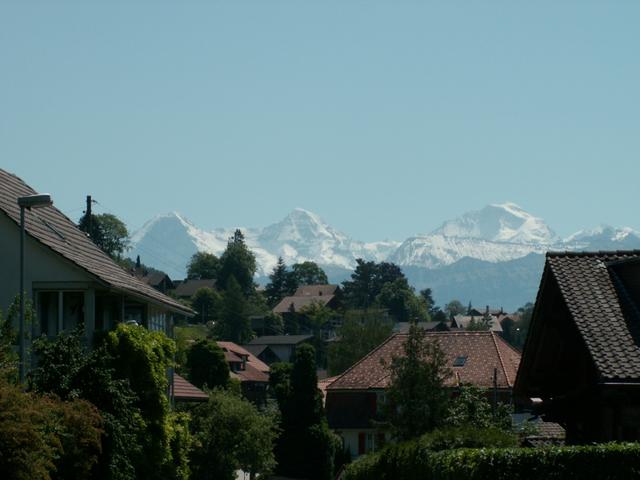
left=343, top=442, right=640, bottom=480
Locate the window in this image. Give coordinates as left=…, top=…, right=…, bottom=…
left=453, top=356, right=467, bottom=367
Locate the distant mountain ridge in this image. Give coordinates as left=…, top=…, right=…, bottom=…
left=128, top=203, right=640, bottom=310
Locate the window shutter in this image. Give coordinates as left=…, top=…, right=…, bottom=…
left=358, top=432, right=366, bottom=455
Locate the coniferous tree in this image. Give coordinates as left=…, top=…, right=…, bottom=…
left=218, top=230, right=257, bottom=296
left=272, top=345, right=338, bottom=480
left=216, top=276, right=253, bottom=344
left=265, top=257, right=293, bottom=307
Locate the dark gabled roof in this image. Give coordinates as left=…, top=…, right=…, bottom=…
left=139, top=271, right=173, bottom=288
left=272, top=294, right=335, bottom=314
left=0, top=169, right=192, bottom=315
left=293, top=284, right=339, bottom=297
left=544, top=250, right=640, bottom=381
left=327, top=331, right=520, bottom=391
left=248, top=334, right=313, bottom=346
left=173, top=278, right=216, bottom=297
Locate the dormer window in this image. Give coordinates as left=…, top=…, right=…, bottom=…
left=453, top=356, right=467, bottom=367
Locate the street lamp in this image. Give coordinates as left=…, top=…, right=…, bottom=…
left=17, top=193, right=52, bottom=384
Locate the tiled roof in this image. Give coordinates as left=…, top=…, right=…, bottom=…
left=217, top=341, right=270, bottom=383
left=248, top=334, right=313, bottom=346
left=545, top=250, right=640, bottom=381
left=273, top=294, right=335, bottom=314
left=327, top=331, right=520, bottom=391
left=293, top=284, right=339, bottom=297
left=318, top=375, right=340, bottom=404
left=173, top=279, right=216, bottom=297
left=0, top=169, right=192, bottom=315
left=173, top=373, right=208, bottom=401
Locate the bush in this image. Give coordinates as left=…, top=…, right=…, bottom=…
left=343, top=442, right=640, bottom=480
left=419, top=425, right=518, bottom=451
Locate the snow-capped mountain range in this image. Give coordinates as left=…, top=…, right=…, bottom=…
left=128, top=203, right=640, bottom=308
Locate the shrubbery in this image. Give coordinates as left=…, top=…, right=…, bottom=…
left=344, top=442, right=640, bottom=480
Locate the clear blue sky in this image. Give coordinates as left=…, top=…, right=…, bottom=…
left=2, top=1, right=639, bottom=241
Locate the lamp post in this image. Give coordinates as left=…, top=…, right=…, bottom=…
left=17, top=193, right=52, bottom=384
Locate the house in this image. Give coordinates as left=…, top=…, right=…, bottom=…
left=173, top=278, right=216, bottom=299
left=0, top=169, right=194, bottom=344
left=393, top=320, right=450, bottom=333
left=136, top=270, right=174, bottom=294
left=172, top=373, right=208, bottom=403
left=514, top=250, right=640, bottom=443
left=451, top=314, right=504, bottom=333
left=245, top=334, right=314, bottom=364
left=217, top=341, right=270, bottom=404
left=272, top=284, right=341, bottom=315
left=325, top=331, right=520, bottom=458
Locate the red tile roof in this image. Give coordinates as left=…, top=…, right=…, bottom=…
left=173, top=373, right=208, bottom=401
left=327, top=331, right=520, bottom=391
left=217, top=341, right=270, bottom=383
left=0, top=169, right=193, bottom=316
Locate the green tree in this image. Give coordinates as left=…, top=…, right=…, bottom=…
left=79, top=212, right=129, bottom=260
left=466, top=312, right=493, bottom=331
left=104, top=324, right=189, bottom=480
left=273, top=344, right=339, bottom=480
left=186, top=339, right=229, bottom=390
left=327, top=310, right=393, bottom=376
left=0, top=308, right=17, bottom=381
left=342, top=259, right=406, bottom=309
left=384, top=323, right=451, bottom=441
left=290, top=261, right=328, bottom=286
left=187, top=252, right=220, bottom=280
left=445, top=385, right=512, bottom=430
left=30, top=329, right=144, bottom=480
left=298, top=301, right=334, bottom=367
left=218, top=229, right=257, bottom=295
left=445, top=299, right=467, bottom=317
left=264, top=257, right=294, bottom=307
left=216, top=276, right=253, bottom=344
left=190, top=389, right=278, bottom=480
left=0, top=377, right=103, bottom=480
left=375, top=278, right=428, bottom=322
left=191, top=287, right=222, bottom=323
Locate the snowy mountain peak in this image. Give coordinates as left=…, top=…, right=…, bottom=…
left=432, top=203, right=557, bottom=244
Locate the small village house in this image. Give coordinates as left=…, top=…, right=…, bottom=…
left=515, top=251, right=640, bottom=443
left=245, top=334, right=314, bottom=365
left=325, top=331, right=520, bottom=458
left=0, top=169, right=194, bottom=368
left=218, top=341, right=270, bottom=404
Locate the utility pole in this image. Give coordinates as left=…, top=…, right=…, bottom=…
left=86, top=195, right=92, bottom=235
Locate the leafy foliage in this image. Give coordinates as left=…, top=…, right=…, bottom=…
left=264, top=257, right=296, bottom=307
left=501, top=302, right=534, bottom=349
left=344, top=442, right=640, bottom=480
left=189, top=389, right=279, bottom=480
left=186, top=252, right=220, bottom=280
left=290, top=261, right=328, bottom=286
left=384, top=323, right=451, bottom=441
left=342, top=259, right=406, bottom=309
left=0, top=377, right=103, bottom=480
left=0, top=308, right=18, bottom=381
left=30, top=328, right=144, bottom=480
left=190, top=287, right=222, bottom=324
left=446, top=385, right=512, bottom=430
left=186, top=339, right=229, bottom=390
left=445, top=299, right=467, bottom=317
left=79, top=212, right=129, bottom=260
left=327, top=309, right=393, bottom=376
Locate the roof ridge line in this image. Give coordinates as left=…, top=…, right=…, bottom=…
left=491, top=331, right=511, bottom=387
